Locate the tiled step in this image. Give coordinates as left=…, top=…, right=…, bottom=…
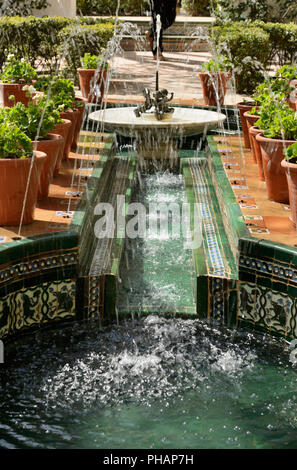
left=182, top=155, right=237, bottom=280
left=89, top=155, right=136, bottom=276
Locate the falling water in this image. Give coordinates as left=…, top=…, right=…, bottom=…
left=1, top=316, right=297, bottom=448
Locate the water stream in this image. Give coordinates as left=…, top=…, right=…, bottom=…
left=118, top=171, right=196, bottom=315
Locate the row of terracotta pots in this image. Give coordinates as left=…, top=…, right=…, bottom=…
left=238, top=103, right=297, bottom=226
left=0, top=98, right=86, bottom=226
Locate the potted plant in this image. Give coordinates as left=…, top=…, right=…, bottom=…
left=71, top=96, right=87, bottom=152
left=243, top=105, right=261, bottom=160
left=281, top=142, right=297, bottom=226
left=198, top=57, right=231, bottom=107
left=256, top=101, right=297, bottom=203
left=77, top=52, right=109, bottom=104
left=275, top=64, right=297, bottom=111
left=0, top=121, right=46, bottom=226
left=249, top=125, right=265, bottom=181
left=0, top=54, right=38, bottom=107
left=237, top=99, right=257, bottom=149
left=6, top=92, right=64, bottom=199
left=52, top=118, right=72, bottom=176
left=35, top=76, right=79, bottom=161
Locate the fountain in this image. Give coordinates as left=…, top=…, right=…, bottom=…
left=89, top=14, right=225, bottom=163
left=2, top=9, right=297, bottom=452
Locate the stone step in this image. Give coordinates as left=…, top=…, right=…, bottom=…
left=90, top=15, right=212, bottom=52
left=120, top=35, right=210, bottom=52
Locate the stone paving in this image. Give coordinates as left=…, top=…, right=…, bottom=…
left=107, top=50, right=245, bottom=106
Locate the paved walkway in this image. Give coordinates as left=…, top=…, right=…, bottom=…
left=107, top=50, right=246, bottom=106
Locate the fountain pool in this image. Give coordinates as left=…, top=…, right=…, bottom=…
left=1, top=316, right=296, bottom=449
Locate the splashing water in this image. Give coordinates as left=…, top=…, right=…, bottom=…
left=1, top=316, right=297, bottom=449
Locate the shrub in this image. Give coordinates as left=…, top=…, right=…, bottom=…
left=0, top=16, right=72, bottom=72
left=253, top=21, right=297, bottom=65
left=0, top=16, right=115, bottom=81
left=77, top=0, right=147, bottom=16
left=214, top=0, right=297, bottom=23
left=212, top=23, right=270, bottom=94
left=58, top=23, right=115, bottom=80
left=181, top=0, right=212, bottom=16
left=0, top=0, right=48, bottom=16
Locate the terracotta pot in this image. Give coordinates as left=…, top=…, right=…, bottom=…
left=281, top=158, right=297, bottom=226
left=249, top=126, right=265, bottom=181
left=256, top=134, right=295, bottom=203
left=32, top=133, right=64, bottom=200
left=0, top=82, right=31, bottom=107
left=59, top=109, right=79, bottom=160
left=71, top=97, right=87, bottom=152
left=198, top=72, right=231, bottom=107
left=52, top=119, right=72, bottom=176
left=237, top=102, right=256, bottom=149
left=0, top=151, right=46, bottom=225
left=287, top=80, right=297, bottom=111
left=77, top=68, right=108, bottom=104
left=243, top=111, right=260, bottom=149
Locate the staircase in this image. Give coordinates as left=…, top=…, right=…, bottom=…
left=117, top=15, right=214, bottom=53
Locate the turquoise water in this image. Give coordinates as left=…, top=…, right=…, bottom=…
left=118, top=171, right=197, bottom=315
left=0, top=316, right=297, bottom=449
left=1, top=172, right=297, bottom=449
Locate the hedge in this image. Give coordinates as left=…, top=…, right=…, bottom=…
left=212, top=21, right=297, bottom=94
left=253, top=21, right=297, bottom=65
left=181, top=0, right=211, bottom=16
left=0, top=16, right=115, bottom=78
left=77, top=0, right=148, bottom=16
left=59, top=23, right=115, bottom=80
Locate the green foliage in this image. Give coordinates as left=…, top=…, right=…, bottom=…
left=214, top=0, right=297, bottom=23
left=0, top=53, right=37, bottom=83
left=58, top=23, right=115, bottom=80
left=285, top=142, right=297, bottom=163
left=81, top=53, right=109, bottom=70
left=212, top=23, right=270, bottom=94
left=181, top=0, right=212, bottom=15
left=0, top=0, right=48, bottom=16
left=200, top=56, right=231, bottom=73
left=0, top=16, right=72, bottom=72
left=0, top=16, right=115, bottom=79
left=252, top=21, right=297, bottom=65
left=35, top=76, right=76, bottom=111
left=0, top=121, right=33, bottom=159
left=77, top=0, right=148, bottom=15
left=256, top=100, right=297, bottom=140
left=2, top=95, right=62, bottom=140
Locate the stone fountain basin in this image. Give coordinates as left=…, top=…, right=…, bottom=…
left=89, top=106, right=226, bottom=138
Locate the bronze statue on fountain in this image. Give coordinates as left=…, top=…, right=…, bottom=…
left=134, top=87, right=174, bottom=121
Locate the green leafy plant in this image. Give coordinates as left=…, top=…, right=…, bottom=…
left=0, top=54, right=37, bottom=84
left=285, top=142, right=297, bottom=163
left=0, top=121, right=33, bottom=159
left=200, top=56, right=231, bottom=73
left=35, top=76, right=76, bottom=111
left=2, top=93, right=62, bottom=141
left=81, top=53, right=109, bottom=70
left=256, top=101, right=297, bottom=140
